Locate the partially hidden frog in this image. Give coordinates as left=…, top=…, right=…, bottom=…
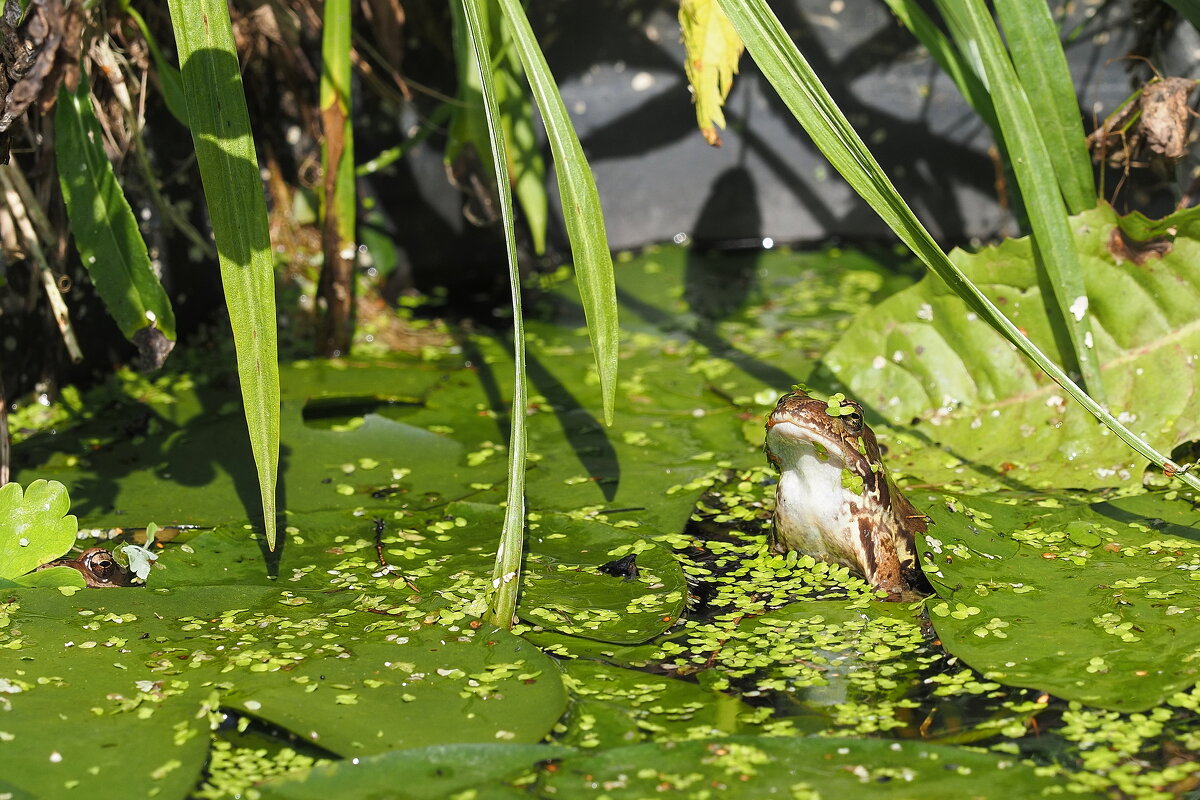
left=765, top=389, right=931, bottom=600
left=39, top=547, right=136, bottom=588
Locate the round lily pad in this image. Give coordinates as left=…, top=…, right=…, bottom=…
left=537, top=736, right=1089, bottom=798
left=922, top=490, right=1200, bottom=711
left=0, top=583, right=566, bottom=798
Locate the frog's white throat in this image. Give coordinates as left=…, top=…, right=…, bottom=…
left=768, top=420, right=864, bottom=566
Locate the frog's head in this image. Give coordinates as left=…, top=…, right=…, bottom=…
left=76, top=547, right=134, bottom=587
left=764, top=389, right=883, bottom=482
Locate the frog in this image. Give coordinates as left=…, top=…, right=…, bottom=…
left=39, top=547, right=136, bottom=588
left=764, top=389, right=931, bottom=600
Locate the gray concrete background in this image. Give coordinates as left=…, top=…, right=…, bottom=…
left=379, top=1, right=1200, bottom=289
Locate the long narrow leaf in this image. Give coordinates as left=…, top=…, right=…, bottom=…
left=317, top=0, right=357, bottom=355
left=715, top=0, right=1200, bottom=493
left=166, top=0, right=281, bottom=548
left=935, top=0, right=1103, bottom=400
left=460, top=0, right=527, bottom=630
left=881, top=0, right=996, bottom=128
left=994, top=0, right=1094, bottom=214
left=1161, top=0, right=1200, bottom=30
left=496, top=0, right=618, bottom=426
left=55, top=76, right=177, bottom=348
left=123, top=3, right=189, bottom=127
left=495, top=22, right=548, bottom=255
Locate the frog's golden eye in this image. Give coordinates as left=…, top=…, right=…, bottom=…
left=842, top=411, right=864, bottom=433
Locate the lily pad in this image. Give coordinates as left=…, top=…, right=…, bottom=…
left=536, top=736, right=1090, bottom=798
left=157, top=502, right=686, bottom=645
left=922, top=489, right=1200, bottom=710
left=258, top=744, right=571, bottom=799
left=556, top=660, right=761, bottom=748
left=824, top=203, right=1200, bottom=489
left=0, top=584, right=566, bottom=796
left=0, top=480, right=77, bottom=580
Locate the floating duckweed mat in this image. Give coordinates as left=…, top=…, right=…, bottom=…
left=0, top=586, right=565, bottom=796
left=6, top=243, right=1200, bottom=798
left=537, top=736, right=1082, bottom=798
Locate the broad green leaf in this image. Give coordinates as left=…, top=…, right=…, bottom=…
left=166, top=0, right=280, bottom=549
left=994, top=0, right=1094, bottom=214
left=714, top=0, right=1199, bottom=491
left=497, top=0, right=618, bottom=426
left=258, top=744, right=573, bottom=800
left=13, top=565, right=85, bottom=589
left=0, top=480, right=77, bottom=580
left=538, top=736, right=1090, bottom=798
left=922, top=490, right=1200, bottom=711
left=55, top=77, right=177, bottom=350
left=825, top=203, right=1200, bottom=490
left=679, top=0, right=744, bottom=146
left=934, top=0, right=1102, bottom=398
left=460, top=0, right=528, bottom=629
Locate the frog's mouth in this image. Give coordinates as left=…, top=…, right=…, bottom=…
left=766, top=419, right=857, bottom=472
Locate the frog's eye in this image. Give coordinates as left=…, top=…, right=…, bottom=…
left=842, top=411, right=864, bottom=433
left=84, top=551, right=117, bottom=579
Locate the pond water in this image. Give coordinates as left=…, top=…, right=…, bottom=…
left=3, top=244, right=1198, bottom=798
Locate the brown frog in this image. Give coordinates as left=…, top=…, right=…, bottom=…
left=41, top=547, right=136, bottom=587
left=764, top=389, right=931, bottom=600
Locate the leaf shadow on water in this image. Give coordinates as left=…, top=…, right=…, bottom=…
left=456, top=326, right=621, bottom=503
left=610, top=167, right=800, bottom=398
left=1090, top=497, right=1200, bottom=543
left=11, top=379, right=288, bottom=557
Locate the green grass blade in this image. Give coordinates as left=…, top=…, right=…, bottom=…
left=166, top=0, right=280, bottom=549
left=994, top=0, right=1094, bottom=214
left=123, top=3, right=189, bottom=127
left=496, top=23, right=548, bottom=255
left=317, top=0, right=357, bottom=355
left=881, top=0, right=996, bottom=127
left=935, top=0, right=1103, bottom=401
left=496, top=0, right=618, bottom=426
left=715, top=0, right=1200, bottom=493
left=1161, top=0, right=1200, bottom=29
left=55, top=76, right=177, bottom=344
left=460, top=0, right=527, bottom=630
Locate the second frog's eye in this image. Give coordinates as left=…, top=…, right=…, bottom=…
left=842, top=411, right=864, bottom=433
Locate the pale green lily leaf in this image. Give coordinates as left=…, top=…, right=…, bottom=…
left=826, top=204, right=1200, bottom=489
left=0, top=480, right=77, bottom=580
left=922, top=489, right=1200, bottom=711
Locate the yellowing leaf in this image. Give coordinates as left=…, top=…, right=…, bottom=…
left=680, top=0, right=744, bottom=146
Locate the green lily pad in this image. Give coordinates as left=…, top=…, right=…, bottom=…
left=922, top=489, right=1200, bottom=710
left=13, top=565, right=86, bottom=589
left=157, top=501, right=686, bottom=645
left=536, top=736, right=1090, bottom=798
left=556, top=660, right=761, bottom=748
left=825, top=203, right=1200, bottom=489
left=257, top=744, right=572, bottom=799
left=0, top=584, right=566, bottom=796
left=0, top=480, right=77, bottom=580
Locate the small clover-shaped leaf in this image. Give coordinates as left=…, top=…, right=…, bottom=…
left=0, top=480, right=77, bottom=580
left=824, top=392, right=855, bottom=417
